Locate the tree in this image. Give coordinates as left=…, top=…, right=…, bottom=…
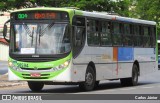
left=0, top=0, right=130, bottom=17
left=130, top=0, right=160, bottom=34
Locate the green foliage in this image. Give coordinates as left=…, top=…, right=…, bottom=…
left=130, top=0, right=160, bottom=34
left=0, top=0, right=130, bottom=16
left=0, top=0, right=160, bottom=34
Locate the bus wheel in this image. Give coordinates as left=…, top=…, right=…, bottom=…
left=28, top=81, right=44, bottom=92
left=120, top=64, right=138, bottom=86
left=79, top=66, right=96, bottom=91
left=94, top=81, right=100, bottom=89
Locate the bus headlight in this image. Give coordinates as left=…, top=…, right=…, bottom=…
left=8, top=61, right=21, bottom=71
left=51, top=60, right=70, bottom=72
left=8, top=62, right=13, bottom=67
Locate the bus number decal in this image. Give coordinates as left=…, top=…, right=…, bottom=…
left=17, top=63, right=29, bottom=68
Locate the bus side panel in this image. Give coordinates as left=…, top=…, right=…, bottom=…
left=51, top=63, right=73, bottom=82
left=113, top=47, right=134, bottom=78
left=72, top=46, right=92, bottom=82
left=134, top=48, right=157, bottom=76
left=72, top=46, right=114, bottom=81
left=71, top=64, right=87, bottom=82
left=94, top=47, right=115, bottom=80
left=89, top=47, right=113, bottom=80
left=116, top=63, right=133, bottom=78
left=138, top=62, right=157, bottom=76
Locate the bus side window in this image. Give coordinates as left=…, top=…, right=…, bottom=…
left=112, top=22, right=122, bottom=46
left=75, top=27, right=85, bottom=46
left=150, top=27, right=156, bottom=47
left=74, top=17, right=85, bottom=46
left=124, top=23, right=133, bottom=46
left=87, top=19, right=99, bottom=46
left=72, top=17, right=86, bottom=58
left=100, top=21, right=112, bottom=46
left=133, top=25, right=139, bottom=46
left=139, top=26, right=144, bottom=47
left=143, top=26, right=150, bottom=47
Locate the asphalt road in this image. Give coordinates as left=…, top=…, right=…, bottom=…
left=0, top=61, right=8, bottom=75
left=0, top=69, right=160, bottom=94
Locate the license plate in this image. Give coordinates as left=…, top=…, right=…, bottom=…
left=30, top=73, right=41, bottom=77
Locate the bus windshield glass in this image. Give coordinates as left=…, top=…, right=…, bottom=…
left=12, top=23, right=71, bottom=55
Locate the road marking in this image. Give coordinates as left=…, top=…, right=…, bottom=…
left=107, top=89, right=116, bottom=92
left=157, top=85, right=160, bottom=88
left=93, top=89, right=117, bottom=93
left=141, top=86, right=155, bottom=89
left=119, top=88, right=136, bottom=91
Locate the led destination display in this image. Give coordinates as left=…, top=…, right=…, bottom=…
left=14, top=11, right=69, bottom=20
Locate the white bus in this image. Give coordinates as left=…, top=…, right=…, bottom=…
left=3, top=7, right=157, bottom=91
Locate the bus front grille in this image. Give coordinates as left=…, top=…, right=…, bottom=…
left=21, top=67, right=52, bottom=70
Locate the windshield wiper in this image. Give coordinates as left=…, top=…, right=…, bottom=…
left=38, top=22, right=55, bottom=45
left=22, top=23, right=55, bottom=47
left=23, top=24, right=34, bottom=46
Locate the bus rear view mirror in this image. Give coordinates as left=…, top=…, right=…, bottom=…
left=3, top=25, right=7, bottom=37
left=3, top=19, right=10, bottom=43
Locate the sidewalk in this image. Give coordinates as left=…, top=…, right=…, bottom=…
left=0, top=73, right=27, bottom=88
left=0, top=61, right=27, bottom=88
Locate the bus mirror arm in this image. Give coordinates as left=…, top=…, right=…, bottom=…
left=3, top=19, right=10, bottom=43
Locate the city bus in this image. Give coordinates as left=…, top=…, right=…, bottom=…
left=3, top=7, right=158, bottom=91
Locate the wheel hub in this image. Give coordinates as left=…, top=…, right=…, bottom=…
left=86, top=73, right=93, bottom=85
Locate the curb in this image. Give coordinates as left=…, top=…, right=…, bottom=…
left=0, top=82, right=27, bottom=88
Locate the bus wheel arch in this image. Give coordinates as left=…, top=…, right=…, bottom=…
left=120, top=61, right=139, bottom=86
left=134, top=60, right=140, bottom=76
left=88, top=61, right=96, bottom=75
left=79, top=61, right=98, bottom=91
left=88, top=61, right=99, bottom=89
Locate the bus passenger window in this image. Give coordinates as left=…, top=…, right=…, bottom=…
left=100, top=21, right=112, bottom=46
left=112, top=22, right=122, bottom=46
left=143, top=26, right=150, bottom=47
left=87, top=19, right=99, bottom=46
left=123, top=24, right=133, bottom=46
left=150, top=27, right=156, bottom=47
left=134, top=25, right=143, bottom=47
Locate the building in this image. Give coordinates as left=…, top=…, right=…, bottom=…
left=0, top=38, right=9, bottom=61
left=0, top=13, right=10, bottom=61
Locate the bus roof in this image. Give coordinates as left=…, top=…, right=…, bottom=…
left=11, top=7, right=156, bottom=25
left=10, top=7, right=74, bottom=13
left=80, top=11, right=156, bottom=25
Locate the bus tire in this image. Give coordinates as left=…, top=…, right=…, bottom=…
left=28, top=81, right=44, bottom=92
left=79, top=66, right=96, bottom=91
left=120, top=64, right=138, bottom=86
left=94, top=81, right=100, bottom=89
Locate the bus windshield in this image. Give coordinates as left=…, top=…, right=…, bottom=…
left=12, top=23, right=71, bottom=55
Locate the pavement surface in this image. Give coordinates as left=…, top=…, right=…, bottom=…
left=0, top=73, right=27, bottom=88
left=0, top=61, right=26, bottom=88
left=0, top=61, right=8, bottom=75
